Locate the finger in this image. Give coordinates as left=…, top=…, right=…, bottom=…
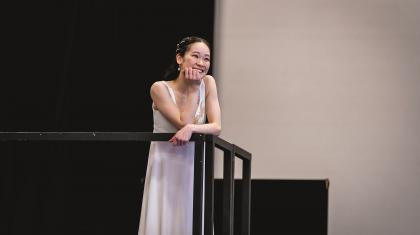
left=187, top=67, right=193, bottom=79
left=172, top=137, right=178, bottom=146
left=170, top=136, right=178, bottom=145
left=193, top=69, right=198, bottom=80
left=197, top=70, right=204, bottom=80
left=169, top=136, right=177, bottom=144
left=185, top=68, right=192, bottom=79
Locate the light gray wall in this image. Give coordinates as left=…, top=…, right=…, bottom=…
left=213, top=0, right=420, bottom=234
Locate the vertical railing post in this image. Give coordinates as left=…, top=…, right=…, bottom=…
left=223, top=145, right=235, bottom=235
left=204, top=135, right=215, bottom=235
left=193, top=134, right=205, bottom=235
left=238, top=146, right=252, bottom=235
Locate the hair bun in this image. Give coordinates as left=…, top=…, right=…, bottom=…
left=176, top=36, right=191, bottom=54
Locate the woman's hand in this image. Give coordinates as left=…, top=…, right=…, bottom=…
left=169, top=124, right=194, bottom=146
left=183, top=67, right=204, bottom=81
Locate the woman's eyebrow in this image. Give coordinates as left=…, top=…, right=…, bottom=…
left=191, top=50, right=210, bottom=56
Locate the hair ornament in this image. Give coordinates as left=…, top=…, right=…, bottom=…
left=176, top=36, right=191, bottom=54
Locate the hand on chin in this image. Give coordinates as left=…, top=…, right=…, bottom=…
left=183, top=67, right=206, bottom=81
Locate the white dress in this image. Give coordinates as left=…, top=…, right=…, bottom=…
left=139, top=80, right=206, bottom=235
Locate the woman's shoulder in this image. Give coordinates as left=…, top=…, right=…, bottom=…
left=203, top=75, right=216, bottom=87
left=151, top=80, right=171, bottom=90
left=151, top=80, right=167, bottom=87
left=203, top=75, right=218, bottom=96
left=203, top=75, right=216, bottom=88
left=150, top=81, right=162, bottom=93
left=150, top=81, right=172, bottom=99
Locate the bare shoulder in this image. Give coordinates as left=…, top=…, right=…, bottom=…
left=203, top=75, right=219, bottom=98
left=150, top=81, right=165, bottom=91
left=150, top=81, right=169, bottom=100
left=203, top=75, right=217, bottom=90
left=203, top=75, right=216, bottom=85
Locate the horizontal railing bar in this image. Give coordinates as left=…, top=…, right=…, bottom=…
left=212, top=135, right=233, bottom=152
left=0, top=132, right=205, bottom=142
left=233, top=144, right=252, bottom=161
left=209, top=136, right=252, bottom=161
left=0, top=132, right=250, bottom=161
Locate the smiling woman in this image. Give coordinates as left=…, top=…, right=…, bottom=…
left=138, top=36, right=221, bottom=235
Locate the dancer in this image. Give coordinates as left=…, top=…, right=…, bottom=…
left=138, top=36, right=221, bottom=235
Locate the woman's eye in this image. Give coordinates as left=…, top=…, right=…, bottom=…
left=192, top=54, right=199, bottom=58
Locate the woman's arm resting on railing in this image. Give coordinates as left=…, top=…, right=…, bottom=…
left=170, top=76, right=221, bottom=146
left=151, top=81, right=197, bottom=129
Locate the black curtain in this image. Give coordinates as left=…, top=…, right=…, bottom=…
left=1, top=1, right=214, bottom=234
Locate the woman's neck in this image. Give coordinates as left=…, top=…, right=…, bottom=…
left=172, top=76, right=201, bottom=94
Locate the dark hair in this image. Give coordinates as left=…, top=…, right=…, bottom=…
left=163, top=36, right=211, bottom=80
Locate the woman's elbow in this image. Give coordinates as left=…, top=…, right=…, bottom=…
left=214, top=124, right=222, bottom=136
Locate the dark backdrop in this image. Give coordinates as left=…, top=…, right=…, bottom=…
left=1, top=1, right=214, bottom=234
left=2, top=0, right=214, bottom=131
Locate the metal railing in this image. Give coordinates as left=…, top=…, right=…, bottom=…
left=0, top=132, right=252, bottom=235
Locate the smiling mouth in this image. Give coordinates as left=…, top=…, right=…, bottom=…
left=193, top=68, right=205, bottom=73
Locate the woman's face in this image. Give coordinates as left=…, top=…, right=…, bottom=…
left=177, top=42, right=211, bottom=78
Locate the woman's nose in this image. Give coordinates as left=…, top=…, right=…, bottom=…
left=197, top=58, right=204, bottom=65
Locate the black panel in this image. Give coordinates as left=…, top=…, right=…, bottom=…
left=1, top=141, right=149, bottom=235
left=214, top=179, right=329, bottom=235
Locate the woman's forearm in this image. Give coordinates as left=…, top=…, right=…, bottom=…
left=188, top=123, right=221, bottom=136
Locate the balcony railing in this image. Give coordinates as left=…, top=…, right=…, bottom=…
left=0, top=132, right=252, bottom=235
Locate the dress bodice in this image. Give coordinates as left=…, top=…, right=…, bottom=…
left=152, top=80, right=206, bottom=133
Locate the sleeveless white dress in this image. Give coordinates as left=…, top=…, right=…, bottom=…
left=138, top=80, right=206, bottom=235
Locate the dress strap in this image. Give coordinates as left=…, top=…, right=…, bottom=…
left=161, top=81, right=177, bottom=104
left=199, top=79, right=205, bottom=105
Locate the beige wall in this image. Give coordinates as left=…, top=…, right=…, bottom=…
left=213, top=0, right=420, bottom=234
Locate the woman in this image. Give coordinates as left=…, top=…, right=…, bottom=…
left=138, top=36, right=221, bottom=235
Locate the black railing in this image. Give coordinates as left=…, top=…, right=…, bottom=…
left=0, top=132, right=252, bottom=235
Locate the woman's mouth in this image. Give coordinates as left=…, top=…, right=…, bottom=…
left=193, top=68, right=205, bottom=73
